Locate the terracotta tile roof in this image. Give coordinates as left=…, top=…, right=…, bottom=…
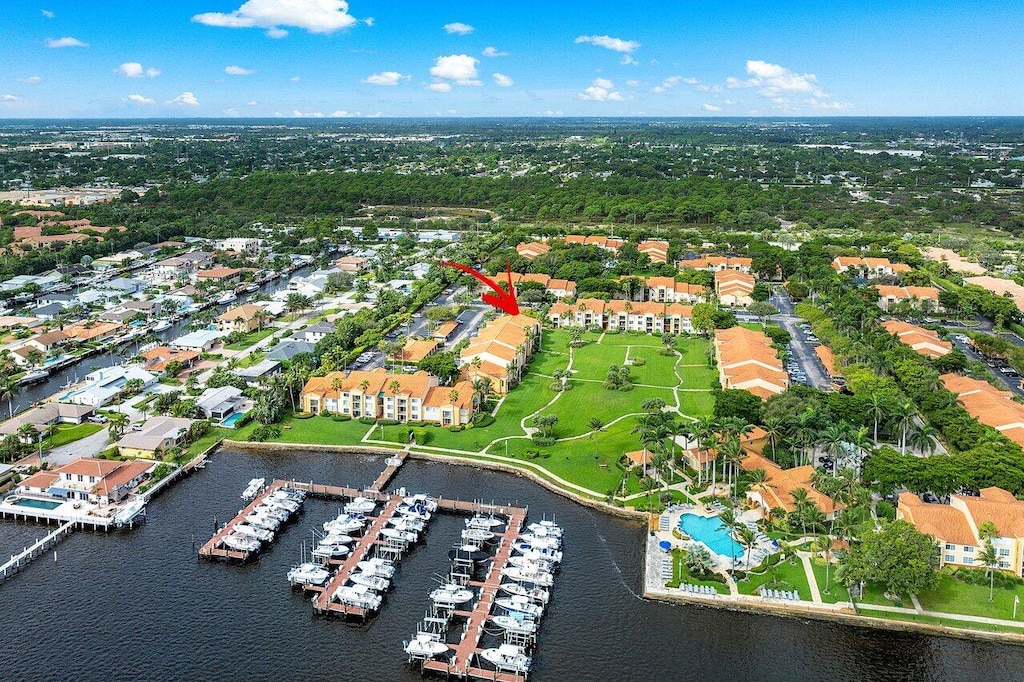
left=814, top=345, right=839, bottom=377
left=461, top=340, right=520, bottom=363
left=302, top=368, right=439, bottom=399
left=20, top=470, right=59, bottom=490
left=62, top=321, right=123, bottom=341
left=955, top=488, right=1024, bottom=538
left=899, top=493, right=977, bottom=546
left=396, top=338, right=439, bottom=363
left=741, top=452, right=840, bottom=515
left=941, top=373, right=1012, bottom=399
left=217, top=303, right=264, bottom=323
left=424, top=380, right=474, bottom=409
left=57, top=458, right=124, bottom=478
left=881, top=320, right=951, bottom=358
left=432, top=320, right=459, bottom=339
left=196, top=267, right=241, bottom=279
left=142, top=346, right=200, bottom=372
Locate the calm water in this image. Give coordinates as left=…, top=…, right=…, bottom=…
left=0, top=448, right=1021, bottom=681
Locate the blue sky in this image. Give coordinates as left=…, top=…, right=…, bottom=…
left=1, top=0, right=1022, bottom=118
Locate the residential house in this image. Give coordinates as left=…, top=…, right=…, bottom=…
left=170, top=329, right=222, bottom=352
left=196, top=267, right=242, bottom=285
left=941, top=373, right=1024, bottom=448
left=458, top=314, right=542, bottom=395
left=217, top=303, right=267, bottom=334
left=677, top=255, right=753, bottom=273
left=714, top=270, right=756, bottom=307
left=881, top=320, right=951, bottom=359
left=516, top=241, right=551, bottom=260
left=232, top=359, right=281, bottom=387
left=741, top=451, right=841, bottom=518
left=335, top=255, right=369, bottom=273
left=18, top=457, right=155, bottom=504
left=300, top=368, right=475, bottom=426
left=0, top=403, right=94, bottom=439
left=216, top=237, right=262, bottom=254
left=62, top=321, right=124, bottom=343
left=294, top=321, right=335, bottom=344
left=30, top=302, right=66, bottom=321
left=563, top=234, right=624, bottom=254
left=832, top=256, right=913, bottom=277
left=196, top=386, right=244, bottom=420
left=22, top=330, right=68, bottom=354
left=714, top=326, right=788, bottom=399
left=142, top=346, right=200, bottom=374
left=898, top=487, right=1024, bottom=576
left=638, top=240, right=670, bottom=263
left=266, top=339, right=315, bottom=362
left=115, top=416, right=196, bottom=458
left=875, top=285, right=942, bottom=313
left=634, top=276, right=707, bottom=303
left=505, top=272, right=578, bottom=299
left=61, top=365, right=157, bottom=407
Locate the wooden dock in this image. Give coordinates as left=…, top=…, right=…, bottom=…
left=198, top=480, right=286, bottom=561
left=0, top=520, right=75, bottom=583
left=368, top=449, right=408, bottom=492
left=422, top=507, right=528, bottom=682
left=313, top=496, right=404, bottom=618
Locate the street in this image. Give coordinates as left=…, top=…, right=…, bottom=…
left=768, top=288, right=832, bottom=390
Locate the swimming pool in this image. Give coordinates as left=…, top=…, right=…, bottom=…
left=221, top=412, right=246, bottom=428
left=12, top=497, right=63, bottom=511
left=679, top=513, right=744, bottom=558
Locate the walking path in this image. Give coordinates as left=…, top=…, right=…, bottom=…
left=799, top=552, right=823, bottom=604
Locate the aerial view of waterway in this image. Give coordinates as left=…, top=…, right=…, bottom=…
left=0, top=448, right=1020, bottom=681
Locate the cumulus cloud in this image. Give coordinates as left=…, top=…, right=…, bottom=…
left=702, top=103, right=722, bottom=112
left=225, top=65, right=256, bottom=75
left=41, top=9, right=54, bottom=18
left=620, top=55, right=637, bottom=66
left=429, top=54, right=481, bottom=86
left=574, top=35, right=639, bottom=53
left=363, top=17, right=374, bottom=26
left=578, top=78, right=626, bottom=101
left=170, top=91, right=200, bottom=107
left=727, top=59, right=826, bottom=98
left=292, top=109, right=325, bottom=117
left=330, top=110, right=350, bottom=117
left=363, top=71, right=405, bottom=86
left=193, top=0, right=358, bottom=36
left=443, top=22, right=474, bottom=35
left=17, top=76, right=42, bottom=84
left=482, top=46, right=508, bottom=58
left=117, top=62, right=161, bottom=78
left=45, top=36, right=88, bottom=48
left=492, top=73, right=514, bottom=87
left=290, top=75, right=300, bottom=82
left=247, top=100, right=259, bottom=106
left=1, top=94, right=22, bottom=103
left=125, top=94, right=155, bottom=104
left=427, top=82, right=452, bottom=93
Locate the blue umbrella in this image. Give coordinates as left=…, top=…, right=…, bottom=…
left=659, top=540, right=672, bottom=552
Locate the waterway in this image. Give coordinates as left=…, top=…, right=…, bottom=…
left=0, top=448, right=1020, bottom=681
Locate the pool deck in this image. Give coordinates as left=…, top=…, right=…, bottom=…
left=0, top=494, right=145, bottom=531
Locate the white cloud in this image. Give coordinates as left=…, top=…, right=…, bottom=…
left=620, top=55, right=637, bottom=66
left=41, top=9, right=54, bottom=18
left=266, top=27, right=288, bottom=38
left=0, top=94, right=22, bottom=103
left=427, top=82, right=452, bottom=93
left=330, top=110, right=350, bottom=117
left=170, top=91, right=200, bottom=107
left=116, top=62, right=161, bottom=78
left=702, top=103, right=722, bottom=112
left=290, top=76, right=300, bottom=82
left=652, top=76, right=680, bottom=93
left=363, top=17, right=374, bottom=26
left=682, top=77, right=700, bottom=85
left=443, top=22, right=474, bottom=35
left=430, top=54, right=481, bottom=86
left=482, top=46, right=508, bottom=58
left=578, top=78, right=626, bottom=101
left=363, top=71, right=405, bottom=86
left=223, top=108, right=240, bottom=115
left=17, top=76, right=42, bottom=84
left=625, top=79, right=642, bottom=87
left=45, top=36, right=88, bottom=48
left=126, top=94, right=155, bottom=105
left=492, top=72, right=514, bottom=87
left=193, top=0, right=357, bottom=35
left=574, top=35, right=639, bottom=53
left=727, top=59, right=826, bottom=98
left=225, top=65, right=257, bottom=76
left=247, top=100, right=259, bottom=106
left=292, top=109, right=325, bottom=117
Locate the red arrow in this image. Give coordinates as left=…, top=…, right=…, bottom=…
left=439, top=261, right=520, bottom=316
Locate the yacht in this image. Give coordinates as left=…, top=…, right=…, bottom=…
left=349, top=573, right=390, bottom=592
left=402, top=494, right=438, bottom=512
left=152, top=319, right=172, bottom=333
left=320, top=532, right=356, bottom=545
left=241, top=478, right=266, bottom=500
left=234, top=523, right=274, bottom=543
left=495, top=595, right=544, bottom=618
left=403, top=632, right=449, bottom=660
left=216, top=291, right=237, bottom=305
left=222, top=533, right=261, bottom=553
left=397, top=504, right=431, bottom=522
left=344, top=497, right=377, bottom=514
left=502, top=566, right=554, bottom=587
left=388, top=516, right=425, bottom=533
left=287, top=562, right=330, bottom=589
left=490, top=614, right=539, bottom=635
left=526, top=520, right=563, bottom=538
left=266, top=492, right=302, bottom=513
left=324, top=514, right=365, bottom=535
left=430, top=583, right=475, bottom=608
left=356, top=558, right=396, bottom=579
left=254, top=504, right=290, bottom=523
left=479, top=644, right=532, bottom=674
left=466, top=514, right=504, bottom=530
left=245, top=512, right=280, bottom=531
left=499, top=582, right=550, bottom=604
left=381, top=527, right=418, bottom=544
left=518, top=533, right=560, bottom=550
left=461, top=528, right=494, bottom=543
left=513, top=541, right=562, bottom=563
left=312, top=541, right=351, bottom=561
left=508, top=555, right=556, bottom=573
left=335, top=584, right=383, bottom=611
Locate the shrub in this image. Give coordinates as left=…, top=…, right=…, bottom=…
left=449, top=425, right=463, bottom=433
left=358, top=418, right=376, bottom=425
left=292, top=411, right=315, bottom=420
left=249, top=424, right=282, bottom=442
left=331, top=415, right=352, bottom=422
left=523, top=449, right=540, bottom=459
left=532, top=435, right=556, bottom=446
left=410, top=427, right=431, bottom=445
left=875, top=500, right=896, bottom=520
left=631, top=357, right=646, bottom=366
left=379, top=419, right=400, bottom=426
left=474, top=414, right=495, bottom=428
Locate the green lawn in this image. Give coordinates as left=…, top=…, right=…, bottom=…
left=861, top=609, right=1024, bottom=634
left=736, top=556, right=813, bottom=601
left=274, top=415, right=377, bottom=445
left=528, top=350, right=570, bottom=377
left=626, top=346, right=681, bottom=387
left=225, top=328, right=276, bottom=350
left=677, top=391, right=715, bottom=416
left=186, top=427, right=231, bottom=458
left=537, top=382, right=674, bottom=437
left=677, top=365, right=718, bottom=390
left=667, top=548, right=730, bottom=593
left=915, top=573, right=1024, bottom=621
left=676, top=336, right=712, bottom=366
left=44, top=423, right=103, bottom=449
left=810, top=559, right=849, bottom=603
left=571, top=341, right=630, bottom=381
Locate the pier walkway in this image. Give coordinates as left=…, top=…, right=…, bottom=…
left=0, top=520, right=75, bottom=583
left=198, top=480, right=286, bottom=561
left=369, top=449, right=408, bottom=492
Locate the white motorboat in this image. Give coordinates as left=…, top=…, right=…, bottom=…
left=430, top=584, right=475, bottom=608
left=234, top=523, right=274, bottom=542
left=356, top=558, right=396, bottom=579
left=344, top=497, right=377, bottom=514
left=490, top=614, right=539, bottom=634
left=152, top=319, right=172, bottom=332
left=323, top=514, right=365, bottom=534
left=381, top=527, right=418, bottom=544
left=508, top=555, right=555, bottom=572
left=274, top=488, right=306, bottom=503
left=388, top=516, right=425, bottom=533
left=404, top=632, right=448, bottom=659
left=335, top=584, right=382, bottom=610
left=513, top=542, right=562, bottom=563
left=526, top=520, right=562, bottom=538
left=480, top=644, right=532, bottom=674
left=397, top=505, right=431, bottom=522
left=499, top=582, right=549, bottom=604
left=287, top=562, right=330, bottom=588
left=222, top=533, right=260, bottom=553
left=466, top=514, right=504, bottom=529
left=254, top=505, right=290, bottom=523
left=502, top=566, right=554, bottom=587
left=245, top=512, right=280, bottom=531
left=312, top=542, right=351, bottom=561
left=349, top=572, right=390, bottom=592
left=321, top=532, right=355, bottom=545
left=518, top=533, right=560, bottom=550
left=241, top=477, right=266, bottom=500
left=266, top=493, right=302, bottom=513
left=216, top=291, right=238, bottom=305
left=461, top=528, right=494, bottom=543
left=402, top=494, right=438, bottom=512
left=495, top=596, right=544, bottom=618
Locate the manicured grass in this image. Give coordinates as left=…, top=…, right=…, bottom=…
left=626, top=346, right=680, bottom=387
left=810, top=559, right=849, bottom=603
left=861, top=609, right=1024, bottom=634
left=274, top=415, right=376, bottom=445
left=916, top=573, right=1024, bottom=621
left=44, top=423, right=103, bottom=449
left=677, top=391, right=715, bottom=416
left=186, top=427, right=231, bottom=458
left=528, top=351, right=570, bottom=377
left=571, top=341, right=629, bottom=381
left=667, top=548, right=730, bottom=593
left=736, top=556, right=812, bottom=601
left=537, top=382, right=675, bottom=437
left=225, top=328, right=276, bottom=350
left=676, top=337, right=712, bottom=366
left=677, top=365, right=718, bottom=390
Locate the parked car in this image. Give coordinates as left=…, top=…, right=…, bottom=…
left=89, top=414, right=109, bottom=424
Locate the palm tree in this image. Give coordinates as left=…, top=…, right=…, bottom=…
left=640, top=475, right=660, bottom=510
left=718, top=437, right=743, bottom=496
left=738, top=526, right=758, bottom=572
left=791, top=488, right=812, bottom=535
left=762, top=416, right=784, bottom=462
left=867, top=393, right=887, bottom=443
left=447, top=388, right=460, bottom=405
left=978, top=539, right=1000, bottom=602
left=822, top=422, right=849, bottom=475
left=107, top=412, right=129, bottom=441
left=588, top=417, right=604, bottom=455
left=909, top=423, right=939, bottom=455
left=0, top=379, right=18, bottom=419
left=891, top=400, right=917, bottom=455
left=812, top=534, right=834, bottom=595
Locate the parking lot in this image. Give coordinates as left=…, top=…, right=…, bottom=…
left=948, top=332, right=1024, bottom=399
left=768, top=288, right=832, bottom=390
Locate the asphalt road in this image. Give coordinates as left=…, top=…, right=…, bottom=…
left=948, top=334, right=1024, bottom=398
left=768, top=288, right=832, bottom=390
